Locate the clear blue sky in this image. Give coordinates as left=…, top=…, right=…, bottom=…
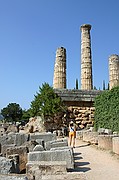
left=0, top=0, right=119, bottom=110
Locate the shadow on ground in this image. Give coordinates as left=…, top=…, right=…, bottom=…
left=71, top=152, right=91, bottom=172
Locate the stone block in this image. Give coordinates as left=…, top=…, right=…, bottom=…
left=0, top=127, right=5, bottom=136
left=28, top=149, right=74, bottom=169
left=50, top=146, right=74, bottom=158
left=45, top=138, right=68, bottom=150
left=15, top=133, right=29, bottom=146
left=42, top=172, right=87, bottom=180
left=112, top=137, right=119, bottom=155
left=98, top=128, right=105, bottom=134
left=30, top=132, right=56, bottom=142
left=0, top=134, right=15, bottom=145
left=22, top=140, right=38, bottom=152
left=6, top=146, right=28, bottom=173
left=7, top=154, right=20, bottom=173
left=33, top=145, right=44, bottom=151
left=98, top=135, right=118, bottom=150
left=83, top=131, right=98, bottom=144
left=1, top=144, right=16, bottom=156
left=0, top=174, right=28, bottom=180
left=0, top=157, right=16, bottom=174
left=26, top=161, right=67, bottom=180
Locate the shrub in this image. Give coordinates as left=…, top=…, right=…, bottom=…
left=94, top=86, right=119, bottom=132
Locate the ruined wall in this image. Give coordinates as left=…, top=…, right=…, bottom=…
left=67, top=104, right=95, bottom=129
left=54, top=89, right=102, bottom=129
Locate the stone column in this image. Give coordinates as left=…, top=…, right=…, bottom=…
left=109, top=54, right=119, bottom=89
left=53, top=47, right=66, bottom=89
left=80, top=24, right=93, bottom=90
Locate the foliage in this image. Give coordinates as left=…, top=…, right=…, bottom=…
left=102, top=80, right=105, bottom=90
left=30, top=82, right=66, bottom=130
left=93, top=86, right=97, bottom=90
left=1, top=103, right=22, bottom=123
left=21, top=109, right=31, bottom=121
left=94, top=86, right=119, bottom=132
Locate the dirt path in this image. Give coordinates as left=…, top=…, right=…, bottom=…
left=73, top=139, right=119, bottom=180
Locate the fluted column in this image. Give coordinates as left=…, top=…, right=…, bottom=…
left=109, top=54, right=119, bottom=89
left=80, top=24, right=93, bottom=90
left=53, top=47, right=66, bottom=89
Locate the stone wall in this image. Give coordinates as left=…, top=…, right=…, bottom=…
left=67, top=105, right=95, bottom=129
left=54, top=89, right=102, bottom=128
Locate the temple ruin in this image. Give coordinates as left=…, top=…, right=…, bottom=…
left=53, top=24, right=119, bottom=91
left=53, top=24, right=119, bottom=128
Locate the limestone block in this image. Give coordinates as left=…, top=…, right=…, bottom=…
left=33, top=145, right=44, bottom=151
left=0, top=157, right=16, bottom=174
left=50, top=146, right=73, bottom=152
left=112, top=137, right=119, bottom=155
left=15, top=133, right=29, bottom=146
left=104, top=129, right=112, bottom=135
left=42, top=172, right=87, bottom=180
left=1, top=144, right=16, bottom=156
left=98, top=128, right=105, bottom=134
left=45, top=138, right=68, bottom=150
left=26, top=161, right=67, bottom=180
left=30, top=132, right=56, bottom=142
left=8, top=154, right=20, bottom=173
left=83, top=131, right=98, bottom=144
left=22, top=140, right=38, bottom=152
left=6, top=146, right=28, bottom=173
left=6, top=124, right=18, bottom=133
left=0, top=127, right=5, bottom=136
left=28, top=149, right=74, bottom=169
left=98, top=135, right=118, bottom=150
left=0, top=134, right=15, bottom=145
left=0, top=174, right=28, bottom=180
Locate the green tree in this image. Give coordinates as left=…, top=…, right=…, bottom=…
left=94, top=86, right=119, bottom=132
left=103, top=80, right=105, bottom=90
left=93, top=86, right=97, bottom=90
left=1, top=103, right=22, bottom=123
left=21, top=109, right=31, bottom=121
left=107, top=83, right=110, bottom=90
left=30, top=83, right=66, bottom=130
left=75, top=79, right=78, bottom=89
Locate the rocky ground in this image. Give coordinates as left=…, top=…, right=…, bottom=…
left=73, top=138, right=119, bottom=180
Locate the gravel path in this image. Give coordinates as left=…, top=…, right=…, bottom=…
left=73, top=139, right=119, bottom=180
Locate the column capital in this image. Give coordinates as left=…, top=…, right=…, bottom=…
left=80, top=24, right=91, bottom=31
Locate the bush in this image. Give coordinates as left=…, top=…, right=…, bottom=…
left=94, top=86, right=119, bottom=132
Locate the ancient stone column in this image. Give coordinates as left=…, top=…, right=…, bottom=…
left=80, top=24, right=93, bottom=90
left=53, top=47, right=66, bottom=89
left=109, top=54, right=119, bottom=89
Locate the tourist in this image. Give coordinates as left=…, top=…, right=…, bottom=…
left=68, top=120, right=76, bottom=148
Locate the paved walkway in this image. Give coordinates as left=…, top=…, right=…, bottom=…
left=73, top=139, right=119, bottom=180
